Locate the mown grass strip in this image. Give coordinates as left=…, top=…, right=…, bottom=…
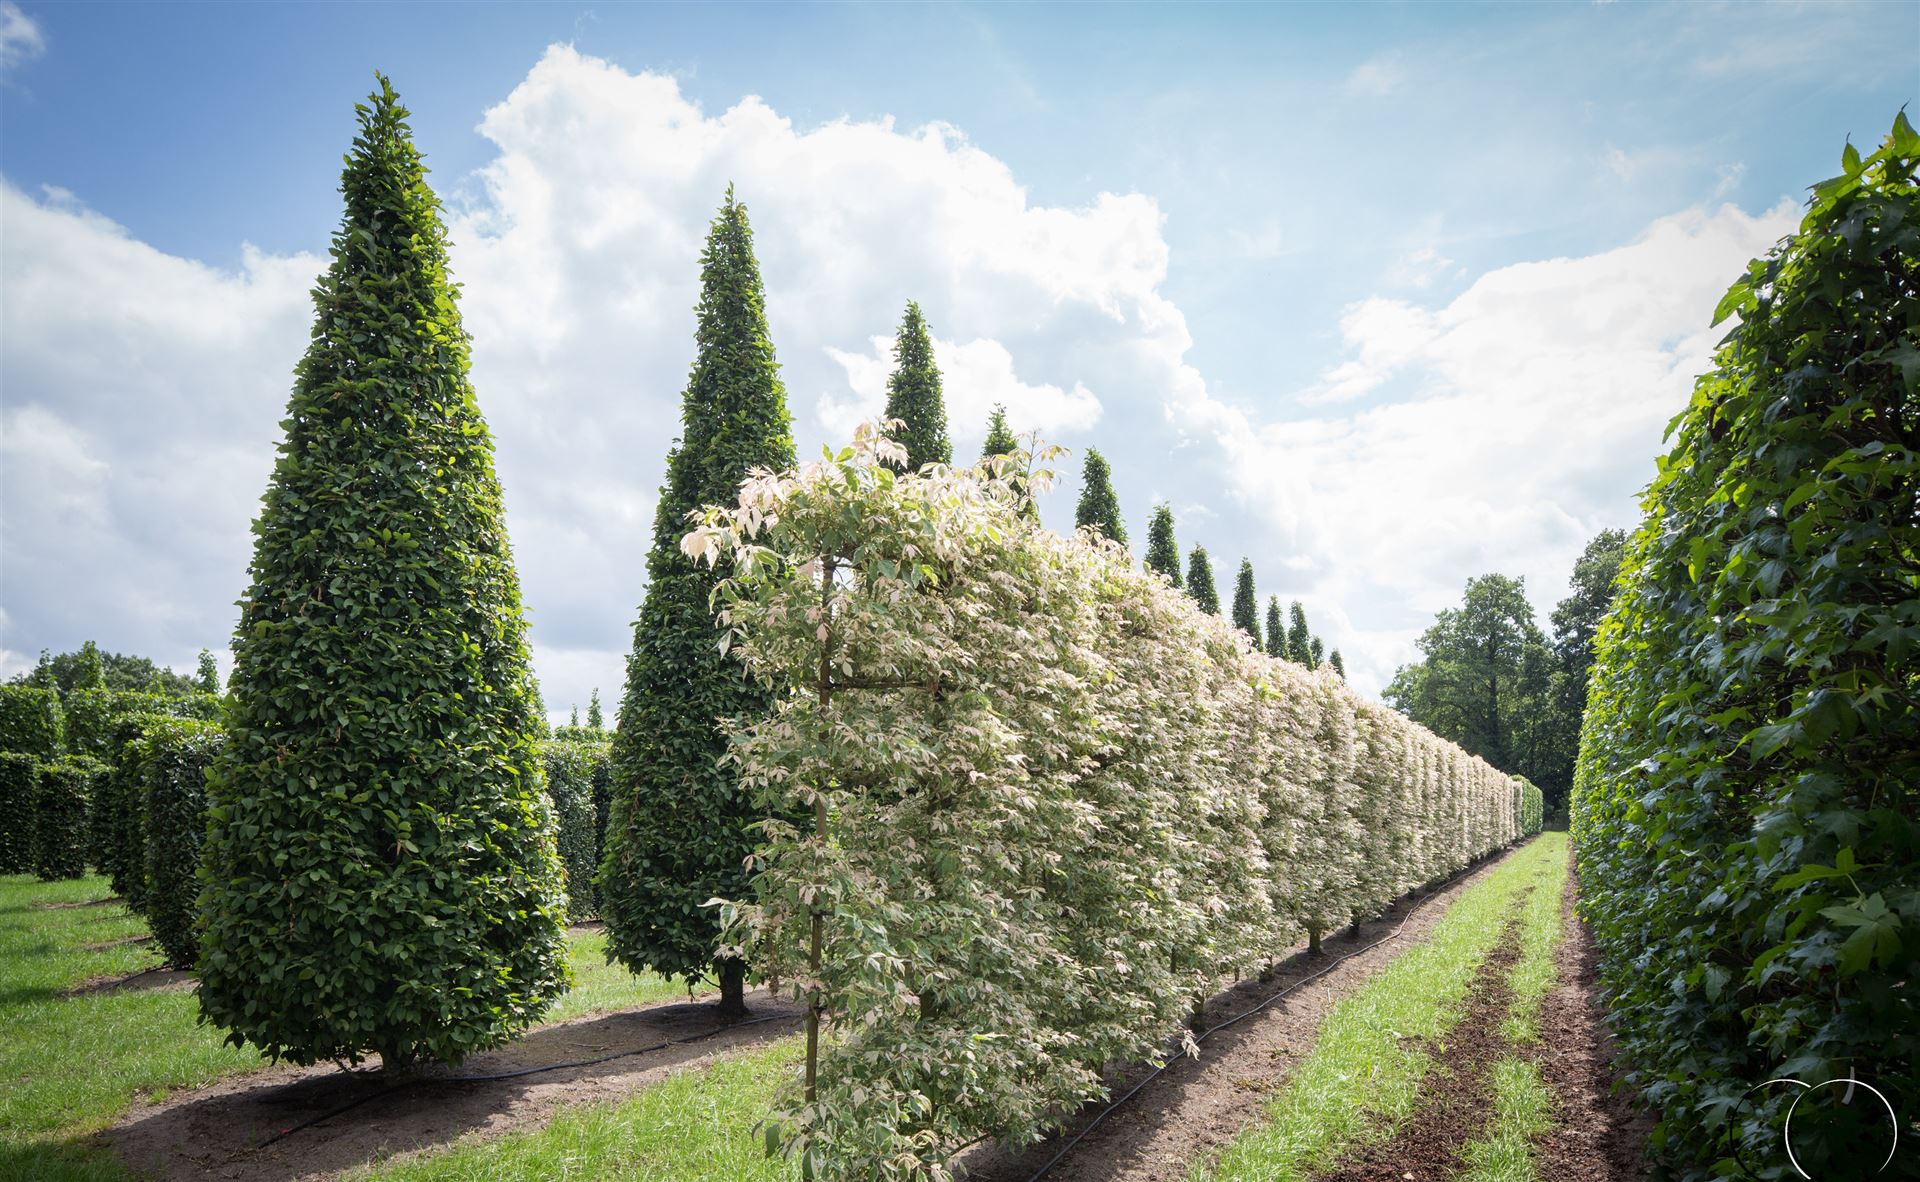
left=1194, top=833, right=1566, bottom=1182
left=0, top=874, right=682, bottom=1181
left=354, top=1037, right=802, bottom=1181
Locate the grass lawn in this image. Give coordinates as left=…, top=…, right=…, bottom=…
left=0, top=873, right=684, bottom=1181
left=1196, top=832, right=1569, bottom=1182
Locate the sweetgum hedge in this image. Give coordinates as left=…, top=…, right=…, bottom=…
left=137, top=719, right=223, bottom=968
left=0, top=685, right=65, bottom=759
left=1572, top=116, right=1917, bottom=1180
left=0, top=752, right=39, bottom=874
left=34, top=756, right=106, bottom=882
left=686, top=426, right=1529, bottom=1180
left=198, top=77, right=569, bottom=1070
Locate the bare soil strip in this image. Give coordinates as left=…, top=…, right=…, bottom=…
left=957, top=851, right=1516, bottom=1182
left=105, top=990, right=805, bottom=1182
left=1307, top=902, right=1527, bottom=1182
left=61, top=964, right=192, bottom=997
left=1532, top=868, right=1653, bottom=1182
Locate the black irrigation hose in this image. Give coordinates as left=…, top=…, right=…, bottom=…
left=257, top=1011, right=792, bottom=1149
left=1018, top=851, right=1503, bottom=1182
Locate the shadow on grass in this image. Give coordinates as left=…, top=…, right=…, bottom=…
left=108, top=992, right=804, bottom=1182
left=0, top=1133, right=130, bottom=1182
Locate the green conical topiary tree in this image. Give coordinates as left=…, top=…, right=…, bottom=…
left=882, top=301, right=950, bottom=471
left=1144, top=503, right=1181, bottom=588
left=1074, top=449, right=1127, bottom=548
left=1230, top=559, right=1259, bottom=643
left=1310, top=636, right=1325, bottom=669
left=198, top=76, right=569, bottom=1074
left=1329, top=649, right=1346, bottom=678
left=981, top=404, right=1017, bottom=458
left=1186, top=545, right=1220, bottom=615
left=586, top=688, right=604, bottom=731
left=1265, top=597, right=1287, bottom=658
left=1288, top=601, right=1312, bottom=667
left=599, top=188, right=796, bottom=1018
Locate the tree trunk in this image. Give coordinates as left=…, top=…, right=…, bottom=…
left=717, top=957, right=749, bottom=1019
left=1308, top=925, right=1323, bottom=957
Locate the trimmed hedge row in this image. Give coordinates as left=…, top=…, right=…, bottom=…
left=543, top=735, right=611, bottom=922
left=687, top=430, right=1531, bottom=1179
left=134, top=719, right=224, bottom=968
left=0, top=685, right=65, bottom=759
left=34, top=756, right=106, bottom=881
left=1572, top=118, right=1917, bottom=1179
left=65, top=688, right=221, bottom=759
left=0, top=752, right=38, bottom=874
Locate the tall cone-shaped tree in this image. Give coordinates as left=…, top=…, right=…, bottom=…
left=980, top=405, right=1038, bottom=521
left=882, top=302, right=950, bottom=470
left=1265, top=597, right=1287, bottom=658
left=1310, top=636, right=1325, bottom=668
left=1329, top=649, right=1346, bottom=678
left=1186, top=545, right=1221, bottom=615
left=586, top=688, right=604, bottom=731
left=1288, top=601, right=1312, bottom=667
left=1074, top=449, right=1127, bottom=546
left=1144, top=504, right=1181, bottom=588
left=599, top=189, right=795, bottom=1018
left=1230, top=559, right=1259, bottom=643
left=198, top=77, right=569, bottom=1073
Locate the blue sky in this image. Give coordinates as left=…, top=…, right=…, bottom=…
left=1, top=1, right=1915, bottom=713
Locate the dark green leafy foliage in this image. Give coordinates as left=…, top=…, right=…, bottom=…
left=1264, top=597, right=1286, bottom=658
left=1230, top=559, right=1259, bottom=643
left=543, top=736, right=611, bottom=921
left=1514, top=776, right=1543, bottom=836
left=0, top=753, right=38, bottom=874
left=1287, top=601, right=1312, bottom=668
left=1185, top=545, right=1219, bottom=614
left=0, top=685, right=65, bottom=758
left=198, top=76, right=569, bottom=1069
left=1073, top=449, right=1127, bottom=547
left=194, top=650, right=221, bottom=695
left=1328, top=649, right=1346, bottom=679
left=1572, top=117, right=1918, bottom=1181
left=135, top=720, right=222, bottom=967
left=1144, top=504, right=1181, bottom=588
left=34, top=756, right=104, bottom=882
left=91, top=711, right=170, bottom=903
left=882, top=301, right=951, bottom=471
left=600, top=188, right=796, bottom=1012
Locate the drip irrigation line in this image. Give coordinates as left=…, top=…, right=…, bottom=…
left=1018, top=853, right=1499, bottom=1182
left=256, top=1011, right=791, bottom=1150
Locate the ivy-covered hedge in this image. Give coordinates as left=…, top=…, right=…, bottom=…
left=137, top=719, right=224, bottom=968
left=1572, top=117, right=1917, bottom=1180
left=35, top=756, right=106, bottom=882
left=543, top=736, right=611, bottom=921
left=686, top=427, right=1529, bottom=1179
left=0, top=752, right=38, bottom=874
left=0, top=685, right=65, bottom=758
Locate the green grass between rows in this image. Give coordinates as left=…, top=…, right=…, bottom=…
left=1195, top=832, right=1569, bottom=1182
left=0, top=874, right=683, bottom=1181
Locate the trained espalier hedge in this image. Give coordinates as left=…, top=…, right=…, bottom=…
left=34, top=756, right=107, bottom=882
left=685, top=426, right=1528, bottom=1180
left=1572, top=117, right=1917, bottom=1180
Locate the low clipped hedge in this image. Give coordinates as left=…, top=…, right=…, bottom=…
left=0, top=752, right=37, bottom=874
left=137, top=719, right=224, bottom=968
left=543, top=736, right=611, bottom=921
left=35, top=756, right=107, bottom=881
left=0, top=685, right=65, bottom=759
